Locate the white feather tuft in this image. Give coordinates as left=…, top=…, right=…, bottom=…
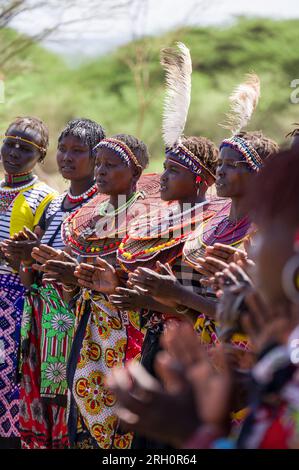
left=221, top=73, right=260, bottom=135
left=161, top=42, right=192, bottom=148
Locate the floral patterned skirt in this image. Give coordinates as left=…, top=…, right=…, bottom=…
left=68, top=291, right=144, bottom=449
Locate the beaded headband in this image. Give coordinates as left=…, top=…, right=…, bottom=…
left=219, top=136, right=263, bottom=172
left=2, top=135, right=46, bottom=153
left=94, top=137, right=142, bottom=169
left=166, top=143, right=216, bottom=180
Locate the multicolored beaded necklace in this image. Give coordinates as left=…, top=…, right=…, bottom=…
left=4, top=171, right=35, bottom=186
left=117, top=198, right=226, bottom=271
left=97, top=191, right=141, bottom=217
left=0, top=172, right=38, bottom=213
left=183, top=202, right=251, bottom=266
left=62, top=191, right=144, bottom=257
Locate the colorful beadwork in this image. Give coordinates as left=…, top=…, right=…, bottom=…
left=62, top=174, right=161, bottom=258
left=67, top=182, right=98, bottom=204
left=94, top=138, right=141, bottom=169
left=166, top=143, right=216, bottom=178
left=2, top=135, right=46, bottom=153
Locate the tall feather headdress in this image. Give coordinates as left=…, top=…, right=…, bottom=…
left=221, top=73, right=260, bottom=135
left=161, top=42, right=192, bottom=149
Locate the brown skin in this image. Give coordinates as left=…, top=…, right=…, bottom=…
left=4, top=135, right=97, bottom=285
left=1, top=127, right=43, bottom=176
left=291, top=134, right=299, bottom=150
left=68, top=146, right=144, bottom=293
left=57, top=134, right=96, bottom=209
left=160, top=155, right=208, bottom=206
left=0, top=125, right=44, bottom=270
left=238, top=216, right=299, bottom=352
left=216, top=147, right=253, bottom=221
left=126, top=148, right=255, bottom=320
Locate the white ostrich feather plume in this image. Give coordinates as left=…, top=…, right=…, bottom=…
left=161, top=42, right=192, bottom=148
left=222, top=73, right=261, bottom=135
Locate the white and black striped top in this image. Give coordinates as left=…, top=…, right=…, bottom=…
left=0, top=183, right=56, bottom=243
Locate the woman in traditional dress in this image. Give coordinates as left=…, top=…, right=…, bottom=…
left=4, top=118, right=105, bottom=448
left=0, top=116, right=57, bottom=448
left=58, top=134, right=159, bottom=449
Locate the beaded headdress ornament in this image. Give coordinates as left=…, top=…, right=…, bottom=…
left=161, top=42, right=215, bottom=181
left=1, top=134, right=46, bottom=153
left=219, top=73, right=262, bottom=172
left=94, top=137, right=142, bottom=169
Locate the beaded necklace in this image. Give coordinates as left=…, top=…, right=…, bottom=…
left=183, top=202, right=251, bottom=267
left=0, top=175, right=38, bottom=193
left=200, top=212, right=250, bottom=247
left=0, top=174, right=38, bottom=213
left=66, top=182, right=98, bottom=204
left=118, top=201, right=207, bottom=262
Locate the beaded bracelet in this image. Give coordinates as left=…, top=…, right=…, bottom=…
left=20, top=261, right=34, bottom=273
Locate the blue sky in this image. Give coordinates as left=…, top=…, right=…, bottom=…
left=11, top=0, right=299, bottom=58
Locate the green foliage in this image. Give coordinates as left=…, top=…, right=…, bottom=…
left=1, top=18, right=299, bottom=189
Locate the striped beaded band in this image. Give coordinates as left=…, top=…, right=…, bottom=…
left=94, top=137, right=142, bottom=169
left=219, top=136, right=263, bottom=172
left=2, top=135, right=46, bottom=153
left=166, top=143, right=216, bottom=179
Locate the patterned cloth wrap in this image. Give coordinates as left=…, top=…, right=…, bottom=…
left=0, top=179, right=57, bottom=440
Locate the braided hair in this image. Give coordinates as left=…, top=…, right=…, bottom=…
left=6, top=116, right=49, bottom=162
left=112, top=134, right=149, bottom=170
left=58, top=118, right=105, bottom=157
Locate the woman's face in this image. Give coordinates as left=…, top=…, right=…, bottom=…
left=95, top=147, right=138, bottom=195
left=160, top=157, right=197, bottom=202
left=216, top=147, right=253, bottom=199
left=57, top=135, right=95, bottom=181
left=1, top=126, right=43, bottom=175
left=251, top=218, right=295, bottom=308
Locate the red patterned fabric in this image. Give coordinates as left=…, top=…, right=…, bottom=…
left=19, top=294, right=69, bottom=449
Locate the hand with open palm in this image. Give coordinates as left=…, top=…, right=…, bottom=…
left=74, top=257, right=120, bottom=294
